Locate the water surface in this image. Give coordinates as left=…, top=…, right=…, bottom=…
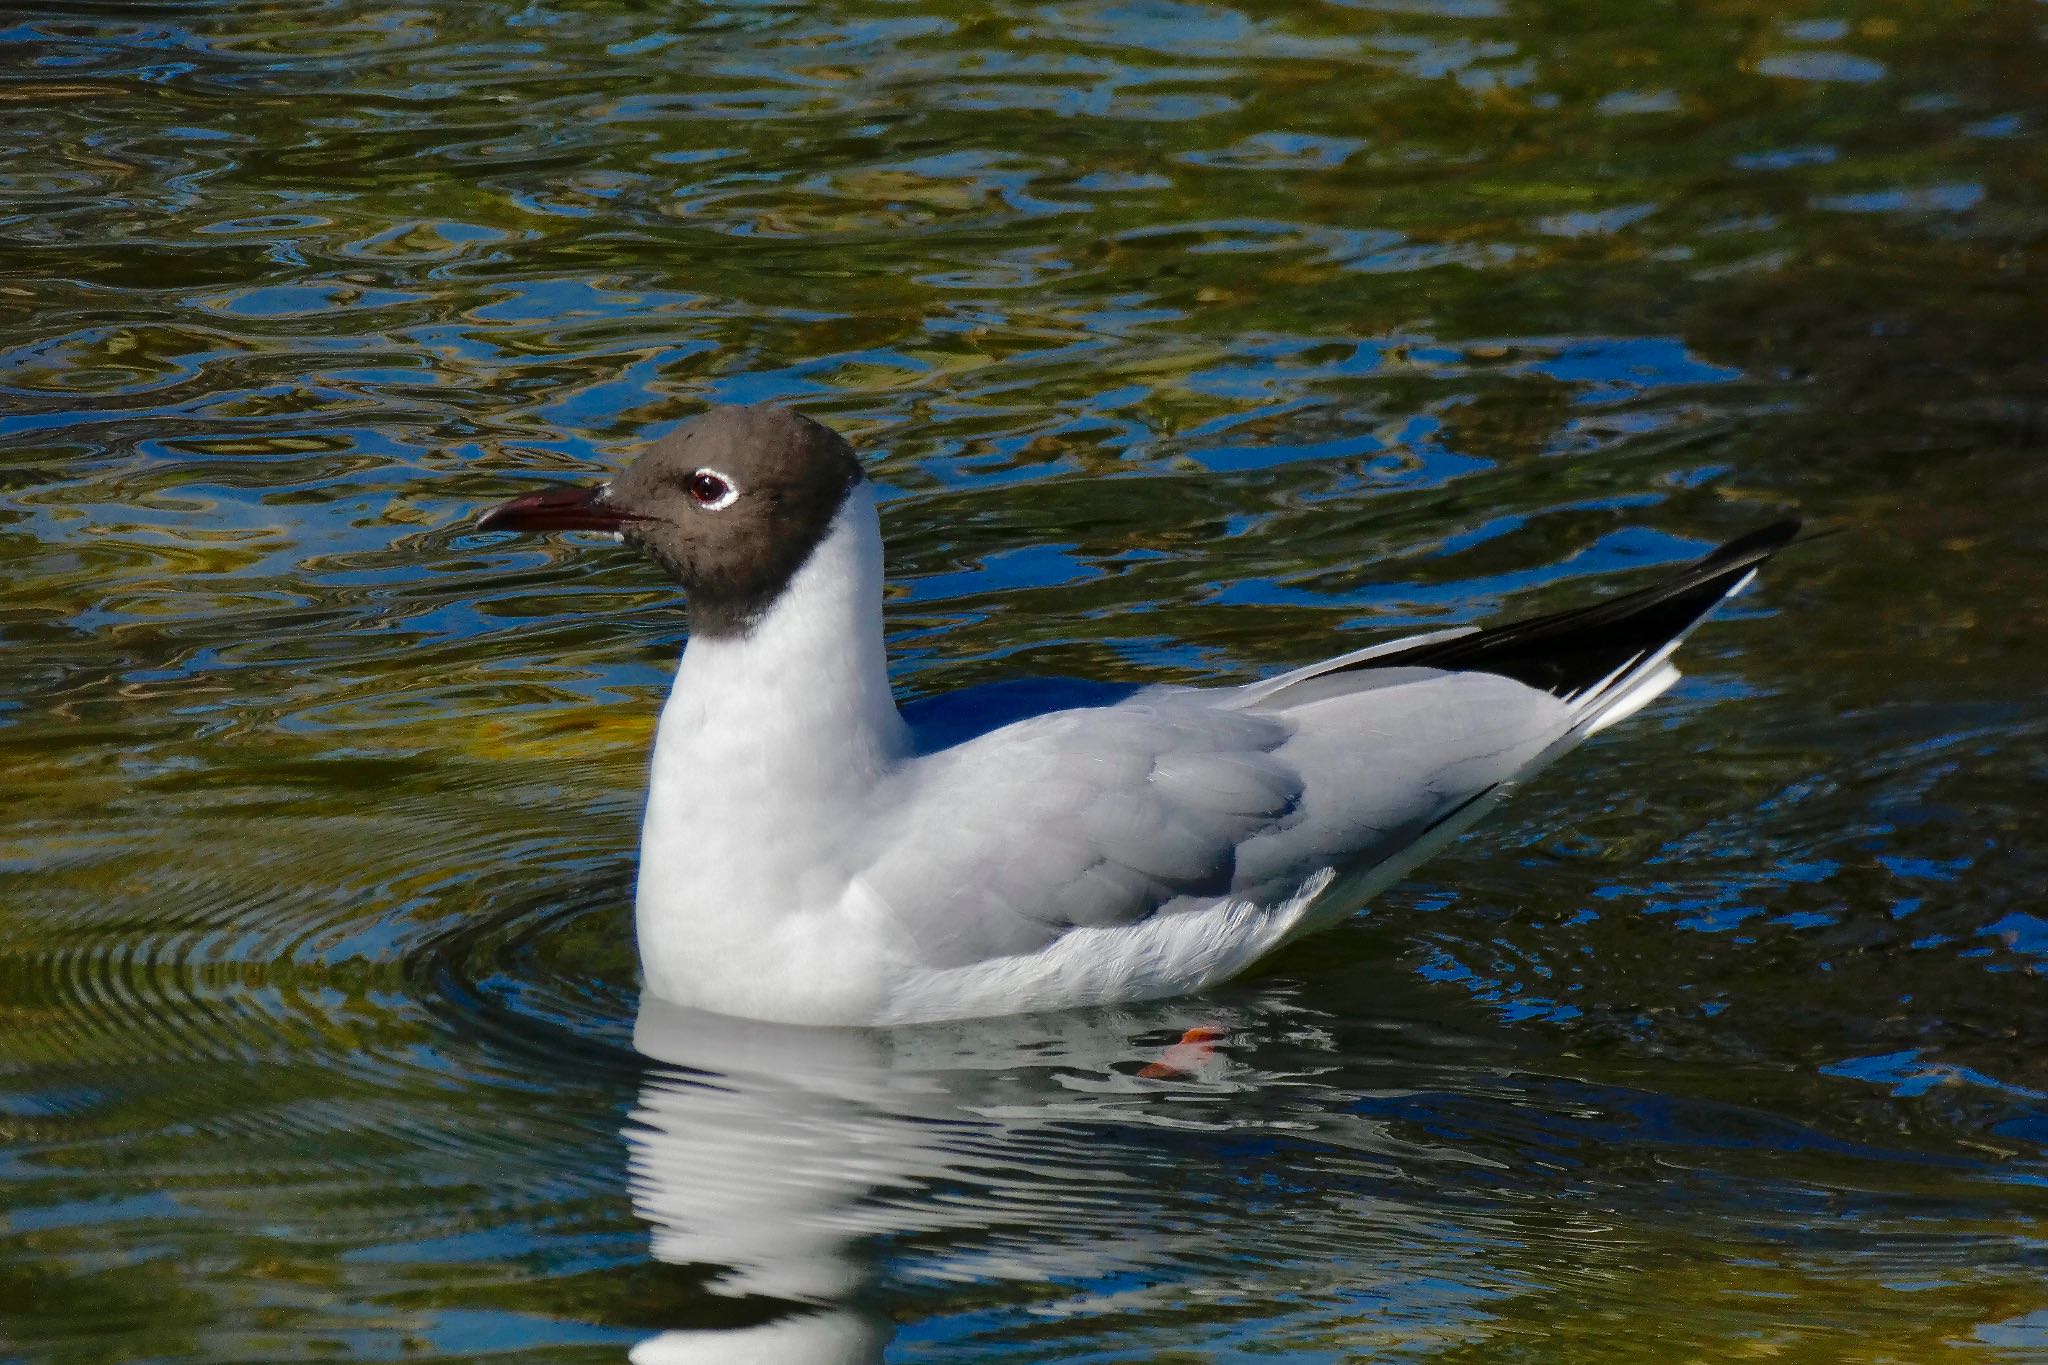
left=3, top=0, right=2045, bottom=1359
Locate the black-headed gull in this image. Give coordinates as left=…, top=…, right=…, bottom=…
left=479, top=405, right=1797, bottom=1026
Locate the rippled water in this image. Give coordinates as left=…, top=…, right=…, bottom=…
left=3, top=0, right=2044, bottom=1359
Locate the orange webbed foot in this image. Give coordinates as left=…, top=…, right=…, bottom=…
left=1138, top=1025, right=1228, bottom=1080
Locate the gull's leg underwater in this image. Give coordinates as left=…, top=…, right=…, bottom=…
left=1138, top=1026, right=1230, bottom=1080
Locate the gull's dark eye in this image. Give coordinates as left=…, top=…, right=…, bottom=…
left=686, top=469, right=738, bottom=511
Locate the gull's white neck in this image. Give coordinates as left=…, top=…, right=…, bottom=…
left=647, top=480, right=907, bottom=817
left=635, top=482, right=908, bottom=1012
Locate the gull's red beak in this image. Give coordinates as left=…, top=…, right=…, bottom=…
left=476, top=483, right=643, bottom=534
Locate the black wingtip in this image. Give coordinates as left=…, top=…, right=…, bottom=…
left=1328, top=516, right=1807, bottom=702
left=1690, top=517, right=1803, bottom=575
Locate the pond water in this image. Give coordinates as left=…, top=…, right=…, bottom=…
left=2, top=0, right=2044, bottom=1360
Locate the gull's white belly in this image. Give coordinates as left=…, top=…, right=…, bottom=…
left=633, top=858, right=1338, bottom=1027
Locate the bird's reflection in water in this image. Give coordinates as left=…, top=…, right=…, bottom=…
left=623, top=994, right=1277, bottom=1363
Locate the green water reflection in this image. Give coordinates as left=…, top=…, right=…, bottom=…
left=1, top=0, right=2043, bottom=1359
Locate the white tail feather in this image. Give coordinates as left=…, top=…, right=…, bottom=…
left=1580, top=662, right=1681, bottom=735
left=1568, top=563, right=1761, bottom=735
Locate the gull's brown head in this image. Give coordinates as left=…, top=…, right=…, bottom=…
left=478, top=404, right=864, bottom=638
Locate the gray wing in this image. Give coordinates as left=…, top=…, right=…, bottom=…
left=1222, top=667, right=1571, bottom=901
left=859, top=700, right=1301, bottom=967
left=859, top=673, right=1571, bottom=970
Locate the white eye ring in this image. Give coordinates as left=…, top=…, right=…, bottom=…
left=686, top=467, right=739, bottom=511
